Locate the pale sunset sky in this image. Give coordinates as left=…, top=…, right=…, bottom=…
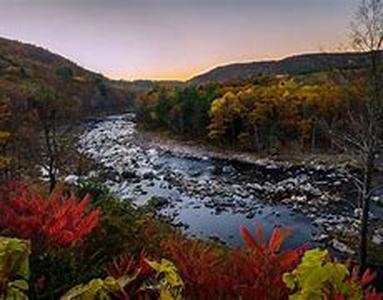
left=0, top=0, right=359, bottom=80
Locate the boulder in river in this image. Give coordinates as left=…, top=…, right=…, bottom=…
left=121, top=170, right=138, bottom=179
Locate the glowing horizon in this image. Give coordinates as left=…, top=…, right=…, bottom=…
left=0, top=0, right=359, bottom=81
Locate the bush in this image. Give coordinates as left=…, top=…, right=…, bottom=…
left=162, top=224, right=307, bottom=299
left=76, top=180, right=175, bottom=260
left=161, top=234, right=229, bottom=298
left=0, top=182, right=381, bottom=299
left=283, top=248, right=382, bottom=300
left=0, top=182, right=101, bottom=252
left=76, top=178, right=110, bottom=206
left=0, top=236, right=31, bottom=299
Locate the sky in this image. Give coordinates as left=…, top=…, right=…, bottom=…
left=0, top=0, right=360, bottom=80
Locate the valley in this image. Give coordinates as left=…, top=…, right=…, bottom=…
left=1, top=0, right=383, bottom=296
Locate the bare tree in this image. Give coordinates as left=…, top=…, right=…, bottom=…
left=31, top=85, right=79, bottom=191
left=332, top=0, right=383, bottom=272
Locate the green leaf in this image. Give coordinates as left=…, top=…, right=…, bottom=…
left=147, top=259, right=184, bottom=300
left=283, top=248, right=363, bottom=299
left=0, top=237, right=31, bottom=300
left=9, top=280, right=28, bottom=291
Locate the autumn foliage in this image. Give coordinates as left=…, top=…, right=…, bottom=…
left=106, top=253, right=157, bottom=299
left=284, top=248, right=383, bottom=300
left=161, top=224, right=309, bottom=299
left=136, top=77, right=349, bottom=152
left=0, top=181, right=100, bottom=250
left=227, top=225, right=307, bottom=299
left=161, top=235, right=229, bottom=299
left=0, top=182, right=381, bottom=299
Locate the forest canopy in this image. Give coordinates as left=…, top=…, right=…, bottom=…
left=136, top=74, right=354, bottom=153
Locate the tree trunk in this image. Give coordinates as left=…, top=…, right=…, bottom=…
left=359, top=155, right=373, bottom=274
left=48, top=169, right=56, bottom=192
left=43, top=122, right=57, bottom=192
left=311, top=125, right=316, bottom=151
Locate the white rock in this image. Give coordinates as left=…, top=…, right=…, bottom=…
left=331, top=239, right=355, bottom=255
left=372, top=235, right=383, bottom=245
left=64, top=175, right=79, bottom=185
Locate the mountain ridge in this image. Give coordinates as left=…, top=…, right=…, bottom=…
left=188, top=51, right=373, bottom=84
left=0, top=36, right=135, bottom=114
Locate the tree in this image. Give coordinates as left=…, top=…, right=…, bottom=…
left=0, top=96, right=11, bottom=172
left=332, top=0, right=383, bottom=273
left=208, top=91, right=244, bottom=144
left=30, top=85, right=79, bottom=191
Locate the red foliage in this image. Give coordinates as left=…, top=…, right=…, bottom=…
left=227, top=224, right=306, bottom=299
left=331, top=265, right=383, bottom=300
left=364, top=290, right=383, bottom=300
left=347, top=263, right=383, bottom=300
left=107, top=254, right=156, bottom=299
left=0, top=181, right=101, bottom=250
left=161, top=235, right=231, bottom=299
left=161, top=224, right=306, bottom=300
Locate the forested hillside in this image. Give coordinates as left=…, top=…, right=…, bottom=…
left=0, top=37, right=134, bottom=113
left=0, top=37, right=140, bottom=183
left=189, top=52, right=374, bottom=84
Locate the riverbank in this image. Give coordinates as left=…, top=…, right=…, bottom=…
left=136, top=126, right=355, bottom=169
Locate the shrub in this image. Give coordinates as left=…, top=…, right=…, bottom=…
left=147, top=259, right=184, bottom=300
left=283, top=248, right=383, bottom=300
left=64, top=256, right=183, bottom=300
left=76, top=178, right=110, bottom=207
left=107, top=253, right=157, bottom=298
left=62, top=277, right=130, bottom=300
left=1, top=182, right=381, bottom=299
left=77, top=179, right=175, bottom=264
left=0, top=182, right=101, bottom=252
left=226, top=224, right=307, bottom=299
left=161, top=235, right=229, bottom=298
left=0, top=236, right=31, bottom=299
left=162, top=224, right=307, bottom=299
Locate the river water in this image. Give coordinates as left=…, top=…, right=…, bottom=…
left=78, top=114, right=383, bottom=252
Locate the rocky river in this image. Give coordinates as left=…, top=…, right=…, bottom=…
left=76, top=113, right=383, bottom=254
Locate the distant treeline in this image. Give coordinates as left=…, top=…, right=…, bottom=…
left=136, top=75, right=363, bottom=153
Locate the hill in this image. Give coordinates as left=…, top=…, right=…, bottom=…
left=189, top=52, right=373, bottom=84
left=116, top=79, right=184, bottom=94
left=0, top=36, right=134, bottom=114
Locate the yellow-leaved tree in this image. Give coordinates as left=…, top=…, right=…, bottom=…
left=208, top=91, right=244, bottom=144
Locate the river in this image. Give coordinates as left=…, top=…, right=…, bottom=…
left=77, top=113, right=383, bottom=253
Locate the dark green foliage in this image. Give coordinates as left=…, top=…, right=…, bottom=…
left=96, top=80, right=109, bottom=97
left=55, top=65, right=74, bottom=79
left=137, top=83, right=219, bottom=137
left=73, top=180, right=174, bottom=271
left=77, top=178, right=110, bottom=206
